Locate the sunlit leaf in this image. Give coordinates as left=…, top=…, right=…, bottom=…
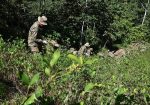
left=24, top=93, right=37, bottom=105
left=50, top=50, right=60, bottom=67
left=29, top=73, right=40, bottom=87
left=141, top=88, right=146, bottom=93
left=80, top=101, right=84, bottom=105
left=117, top=87, right=128, bottom=95
left=21, top=72, right=30, bottom=85
left=68, top=54, right=82, bottom=64
left=45, top=67, right=51, bottom=76
left=85, top=58, right=98, bottom=65
left=79, top=56, right=83, bottom=65
left=85, top=59, right=93, bottom=65
left=35, top=86, right=43, bottom=98
left=84, top=83, right=95, bottom=92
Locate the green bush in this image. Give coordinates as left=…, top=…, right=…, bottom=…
left=0, top=38, right=150, bottom=104
left=106, top=1, right=150, bottom=46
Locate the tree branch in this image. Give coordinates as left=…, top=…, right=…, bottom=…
left=141, top=0, right=149, bottom=25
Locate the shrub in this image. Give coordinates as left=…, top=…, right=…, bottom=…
left=106, top=1, right=149, bottom=46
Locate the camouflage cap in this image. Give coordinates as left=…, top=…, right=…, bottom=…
left=38, top=16, right=47, bottom=25
left=84, top=42, right=90, bottom=47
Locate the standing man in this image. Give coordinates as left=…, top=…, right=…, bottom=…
left=28, top=16, right=48, bottom=53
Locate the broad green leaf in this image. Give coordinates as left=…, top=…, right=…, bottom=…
left=91, top=71, right=96, bottom=77
left=45, top=67, right=51, bottom=76
left=21, top=72, right=30, bottom=85
left=141, top=88, right=146, bottom=93
left=79, top=56, right=83, bottom=65
left=35, top=86, right=43, bottom=98
left=84, top=83, right=95, bottom=92
left=50, top=50, right=60, bottom=67
left=97, top=84, right=103, bottom=87
left=85, top=58, right=98, bottom=65
left=24, top=93, right=37, bottom=105
left=85, top=59, right=93, bottom=65
left=29, top=73, right=40, bottom=87
left=68, top=54, right=82, bottom=64
left=80, top=101, right=84, bottom=105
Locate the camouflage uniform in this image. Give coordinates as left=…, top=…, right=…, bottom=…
left=28, top=21, right=43, bottom=52
left=78, top=43, right=90, bottom=56
left=85, top=48, right=93, bottom=57
left=28, top=16, right=47, bottom=53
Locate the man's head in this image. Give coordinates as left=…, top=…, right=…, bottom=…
left=84, top=42, right=90, bottom=47
left=38, top=16, right=47, bottom=26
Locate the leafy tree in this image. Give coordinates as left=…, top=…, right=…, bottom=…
left=0, top=0, right=34, bottom=40
left=46, top=0, right=113, bottom=50
left=105, top=0, right=149, bottom=47
left=0, top=0, right=150, bottom=48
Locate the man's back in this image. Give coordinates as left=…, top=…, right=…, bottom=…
left=28, top=21, right=39, bottom=47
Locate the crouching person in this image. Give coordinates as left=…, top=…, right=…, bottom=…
left=78, top=43, right=93, bottom=57
left=28, top=16, right=48, bottom=53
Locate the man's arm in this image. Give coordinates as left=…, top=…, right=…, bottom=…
left=35, top=39, right=47, bottom=44
left=34, top=39, right=43, bottom=43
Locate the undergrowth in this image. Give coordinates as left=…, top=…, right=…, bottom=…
left=0, top=37, right=150, bottom=105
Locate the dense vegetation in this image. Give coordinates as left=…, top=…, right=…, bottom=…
left=0, top=36, right=150, bottom=105
left=0, top=0, right=150, bottom=105
left=1, top=0, right=150, bottom=48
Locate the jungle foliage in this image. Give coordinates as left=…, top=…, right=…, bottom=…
left=0, top=0, right=150, bottom=49
left=0, top=35, right=150, bottom=105
left=0, top=0, right=150, bottom=105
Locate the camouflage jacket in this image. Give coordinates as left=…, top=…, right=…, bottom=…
left=28, top=21, right=43, bottom=47
left=78, top=45, right=86, bottom=56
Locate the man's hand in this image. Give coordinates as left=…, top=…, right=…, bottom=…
left=43, top=40, right=48, bottom=44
